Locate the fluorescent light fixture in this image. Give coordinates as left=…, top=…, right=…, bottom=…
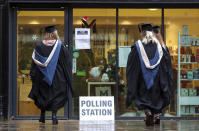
left=121, top=20, right=131, bottom=25
left=148, top=8, right=158, bottom=11
left=29, top=20, right=40, bottom=24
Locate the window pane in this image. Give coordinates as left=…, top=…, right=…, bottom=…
left=17, top=11, right=64, bottom=116
left=118, top=9, right=162, bottom=117
left=72, top=9, right=116, bottom=116
left=165, top=9, right=199, bottom=117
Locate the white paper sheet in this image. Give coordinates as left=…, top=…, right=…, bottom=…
left=75, top=28, right=90, bottom=49
left=119, top=46, right=131, bottom=67
left=75, top=39, right=90, bottom=49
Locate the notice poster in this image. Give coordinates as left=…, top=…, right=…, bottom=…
left=75, top=28, right=90, bottom=49
left=119, top=46, right=131, bottom=67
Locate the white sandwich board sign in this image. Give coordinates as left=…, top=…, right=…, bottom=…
left=79, top=96, right=114, bottom=120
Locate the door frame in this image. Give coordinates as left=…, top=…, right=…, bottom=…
left=10, top=7, right=73, bottom=120
left=69, top=7, right=168, bottom=120
left=69, top=8, right=119, bottom=120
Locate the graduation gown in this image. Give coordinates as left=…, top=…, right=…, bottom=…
left=126, top=41, right=173, bottom=113
left=28, top=41, right=73, bottom=111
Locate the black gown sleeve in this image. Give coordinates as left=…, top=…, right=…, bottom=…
left=30, top=60, right=37, bottom=82
left=30, top=43, right=42, bottom=82
left=159, top=46, right=173, bottom=106
left=61, top=44, right=74, bottom=96
left=162, top=46, right=173, bottom=91
left=126, top=45, right=140, bottom=108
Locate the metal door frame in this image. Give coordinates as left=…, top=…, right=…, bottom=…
left=10, top=7, right=73, bottom=120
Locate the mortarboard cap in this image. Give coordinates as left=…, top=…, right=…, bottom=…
left=152, top=25, right=160, bottom=34
left=45, top=25, right=56, bottom=33
left=138, top=23, right=153, bottom=32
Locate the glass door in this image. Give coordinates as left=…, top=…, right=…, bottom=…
left=72, top=9, right=116, bottom=117
left=17, top=11, right=66, bottom=117
left=118, top=9, right=162, bottom=117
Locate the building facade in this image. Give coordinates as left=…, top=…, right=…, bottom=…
left=1, top=0, right=199, bottom=120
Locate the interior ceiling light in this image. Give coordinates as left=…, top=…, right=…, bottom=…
left=148, top=8, right=158, bottom=11
left=29, top=20, right=39, bottom=24
left=121, top=20, right=131, bottom=25
left=52, top=18, right=56, bottom=22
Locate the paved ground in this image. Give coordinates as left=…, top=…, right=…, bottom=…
left=0, top=120, right=199, bottom=131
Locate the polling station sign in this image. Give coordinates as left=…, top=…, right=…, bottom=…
left=79, top=96, right=114, bottom=120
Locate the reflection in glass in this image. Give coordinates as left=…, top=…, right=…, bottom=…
left=17, top=11, right=64, bottom=116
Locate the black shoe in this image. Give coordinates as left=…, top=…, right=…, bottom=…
left=52, top=118, right=58, bottom=125
left=154, top=118, right=160, bottom=125
left=39, top=110, right=45, bottom=123
left=52, top=111, right=58, bottom=125
left=145, top=114, right=154, bottom=126
left=154, top=114, right=160, bottom=125
left=39, top=117, right=45, bottom=123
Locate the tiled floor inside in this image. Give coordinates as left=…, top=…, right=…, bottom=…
left=0, top=120, right=199, bottom=131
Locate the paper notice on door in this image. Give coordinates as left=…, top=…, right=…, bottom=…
left=75, top=28, right=90, bottom=49
left=75, top=39, right=90, bottom=49
left=119, top=46, right=131, bottom=67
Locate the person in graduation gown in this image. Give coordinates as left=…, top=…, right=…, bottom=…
left=28, top=25, right=73, bottom=125
left=126, top=23, right=173, bottom=126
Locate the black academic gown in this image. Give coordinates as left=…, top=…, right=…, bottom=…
left=28, top=41, right=73, bottom=111
left=126, top=41, right=173, bottom=113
